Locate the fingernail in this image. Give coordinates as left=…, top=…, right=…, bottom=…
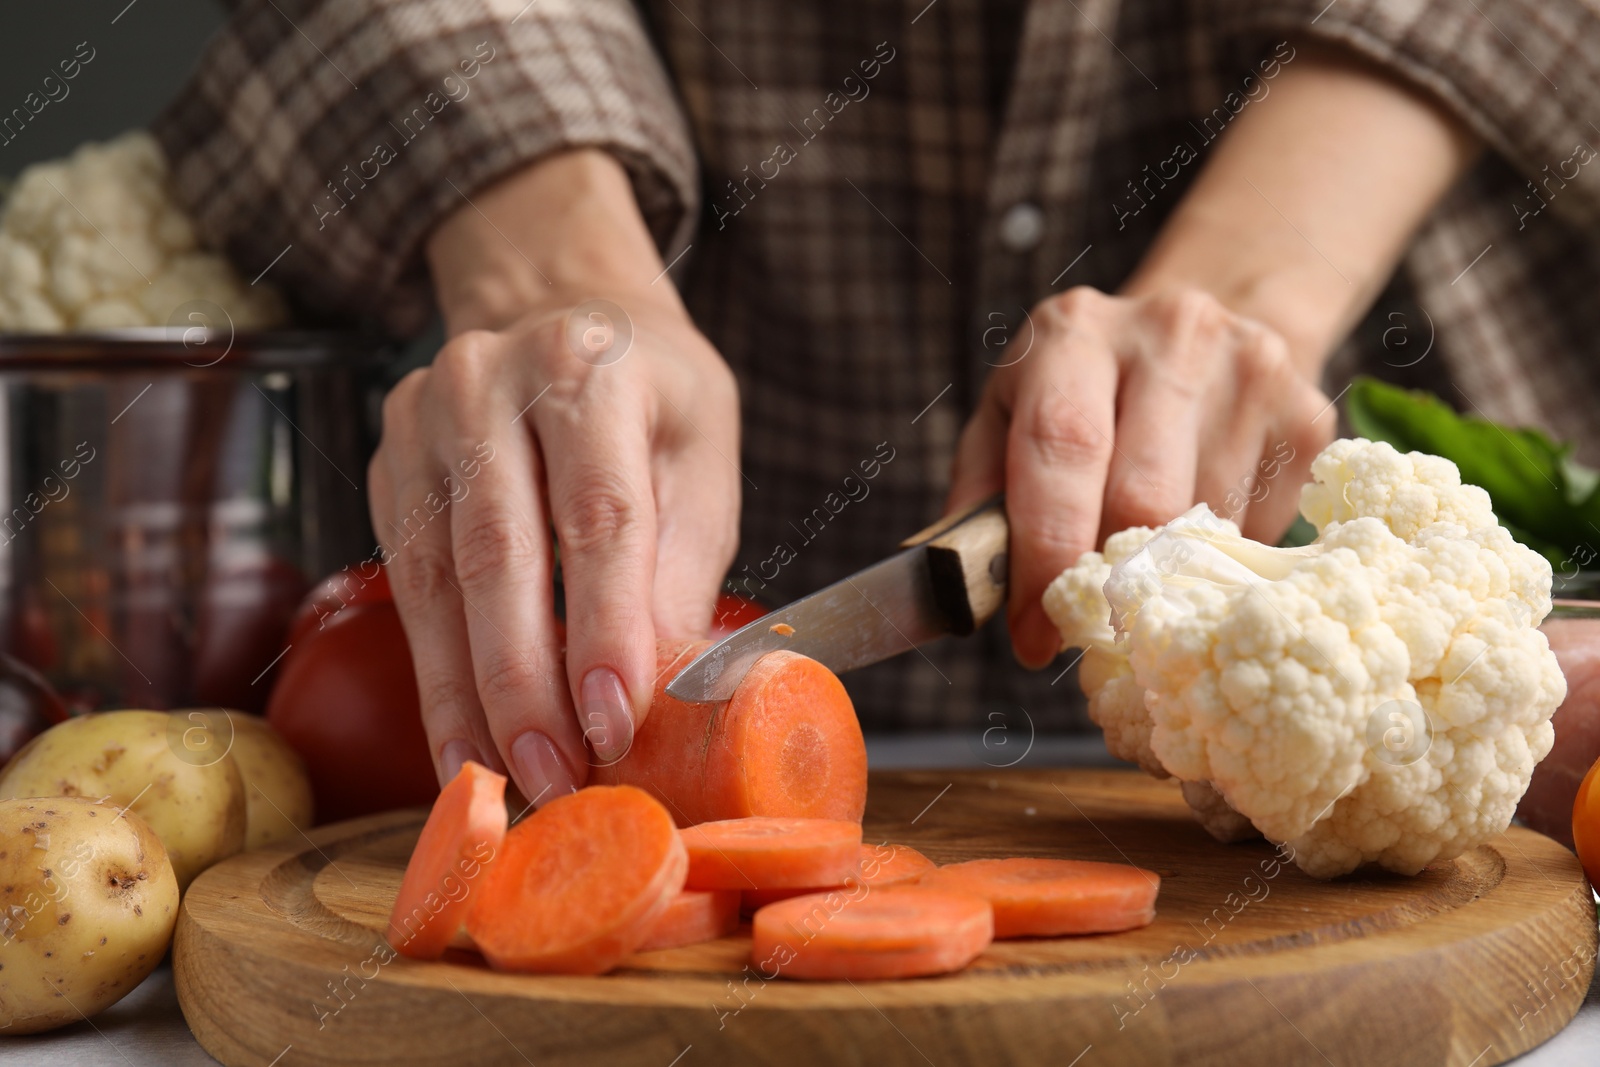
left=580, top=667, right=635, bottom=765
left=439, top=739, right=478, bottom=784
left=511, top=731, right=578, bottom=807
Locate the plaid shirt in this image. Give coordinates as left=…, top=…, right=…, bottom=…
left=156, top=0, right=1600, bottom=731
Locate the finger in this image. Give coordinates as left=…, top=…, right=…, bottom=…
left=538, top=371, right=659, bottom=770
left=372, top=376, right=503, bottom=785
left=1100, top=356, right=1204, bottom=539
left=1246, top=371, right=1330, bottom=541
left=651, top=441, right=740, bottom=642
left=424, top=336, right=582, bottom=805
left=1004, top=317, right=1119, bottom=668
left=946, top=392, right=1008, bottom=515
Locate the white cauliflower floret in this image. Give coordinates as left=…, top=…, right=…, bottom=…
left=0, top=131, right=286, bottom=332
left=1047, top=438, right=1566, bottom=878
left=1044, top=525, right=1166, bottom=776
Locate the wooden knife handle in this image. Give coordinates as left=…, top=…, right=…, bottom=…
left=900, top=495, right=1009, bottom=636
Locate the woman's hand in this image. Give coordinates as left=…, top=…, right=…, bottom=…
left=948, top=287, right=1330, bottom=667
left=952, top=42, right=1481, bottom=669
left=369, top=151, right=740, bottom=805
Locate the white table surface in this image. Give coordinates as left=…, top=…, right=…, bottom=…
left=3, top=733, right=1593, bottom=1066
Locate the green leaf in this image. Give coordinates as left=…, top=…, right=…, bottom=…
left=1344, top=378, right=1597, bottom=560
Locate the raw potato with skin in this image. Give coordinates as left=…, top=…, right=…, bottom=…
left=0, top=711, right=247, bottom=890
left=0, top=797, right=179, bottom=1034
left=1046, top=439, right=1566, bottom=878
left=182, top=710, right=314, bottom=850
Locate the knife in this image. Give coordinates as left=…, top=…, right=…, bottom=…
left=665, top=496, right=1010, bottom=702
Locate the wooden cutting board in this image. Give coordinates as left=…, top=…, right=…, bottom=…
left=173, top=769, right=1597, bottom=1067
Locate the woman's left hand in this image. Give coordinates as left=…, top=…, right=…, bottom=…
left=947, top=285, right=1331, bottom=667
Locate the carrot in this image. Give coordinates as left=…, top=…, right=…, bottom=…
left=465, top=785, right=686, bottom=975
left=681, top=817, right=862, bottom=890
left=637, top=888, right=742, bottom=952
left=751, top=886, right=993, bottom=980
left=917, top=858, right=1160, bottom=937
left=590, top=641, right=866, bottom=826
left=388, top=760, right=507, bottom=960
left=742, top=841, right=936, bottom=912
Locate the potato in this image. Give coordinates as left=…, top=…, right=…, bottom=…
left=0, top=797, right=179, bottom=1033
left=0, top=711, right=246, bottom=890
left=187, top=710, right=314, bottom=850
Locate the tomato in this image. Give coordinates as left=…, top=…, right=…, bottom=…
left=1575, top=757, right=1600, bottom=890
left=267, top=598, right=438, bottom=823
left=285, top=563, right=391, bottom=650
left=711, top=592, right=767, bottom=635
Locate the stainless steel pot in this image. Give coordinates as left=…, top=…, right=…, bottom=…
left=0, top=329, right=381, bottom=714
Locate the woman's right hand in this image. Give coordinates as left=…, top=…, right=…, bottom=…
left=368, top=151, right=741, bottom=807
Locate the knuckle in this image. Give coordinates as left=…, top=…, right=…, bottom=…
left=473, top=646, right=542, bottom=710
left=1047, top=285, right=1104, bottom=321
left=1152, top=288, right=1224, bottom=339
left=1237, top=324, right=1291, bottom=381
left=453, top=511, right=539, bottom=588
left=390, top=543, right=456, bottom=606
left=555, top=474, right=643, bottom=557
left=1022, top=397, right=1111, bottom=469
left=379, top=368, right=426, bottom=432
left=415, top=671, right=478, bottom=729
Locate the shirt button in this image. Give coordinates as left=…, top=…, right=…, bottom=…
left=999, top=203, right=1045, bottom=252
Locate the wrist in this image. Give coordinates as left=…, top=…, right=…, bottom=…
left=427, top=149, right=683, bottom=335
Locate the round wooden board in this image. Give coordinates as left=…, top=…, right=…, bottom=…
left=173, top=769, right=1597, bottom=1067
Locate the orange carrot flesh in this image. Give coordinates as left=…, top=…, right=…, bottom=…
left=681, top=817, right=863, bottom=890
left=917, top=858, right=1160, bottom=938
left=637, top=888, right=742, bottom=952
left=751, top=887, right=993, bottom=980
left=742, top=842, right=937, bottom=912
left=465, top=785, right=686, bottom=975
left=591, top=641, right=867, bottom=826
left=388, top=761, right=507, bottom=960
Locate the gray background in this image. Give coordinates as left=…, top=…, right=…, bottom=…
left=0, top=1, right=224, bottom=181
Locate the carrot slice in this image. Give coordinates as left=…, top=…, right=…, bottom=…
left=637, top=888, right=742, bottom=952
left=681, top=817, right=862, bottom=890
left=591, top=641, right=867, bottom=825
left=751, top=886, right=993, bottom=980
left=917, top=858, right=1160, bottom=937
left=388, top=760, right=506, bottom=960
left=742, top=842, right=936, bottom=912
left=465, top=785, right=686, bottom=974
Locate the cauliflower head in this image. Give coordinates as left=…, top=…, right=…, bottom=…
left=0, top=131, right=286, bottom=332
left=1047, top=438, right=1566, bottom=878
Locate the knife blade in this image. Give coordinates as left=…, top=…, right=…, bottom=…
left=666, top=497, right=1009, bottom=702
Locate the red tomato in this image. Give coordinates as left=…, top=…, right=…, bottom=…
left=1575, top=757, right=1600, bottom=890
left=711, top=592, right=767, bottom=635
left=285, top=564, right=392, bottom=650
left=267, top=599, right=438, bottom=823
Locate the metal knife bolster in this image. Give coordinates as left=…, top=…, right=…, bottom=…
left=664, top=496, right=1009, bottom=702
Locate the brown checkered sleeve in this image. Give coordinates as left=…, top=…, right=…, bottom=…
left=1200, top=0, right=1600, bottom=229
left=153, top=0, right=700, bottom=336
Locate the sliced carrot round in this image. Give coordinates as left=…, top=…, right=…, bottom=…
left=681, top=817, right=862, bottom=890
left=465, top=785, right=686, bottom=975
left=917, top=858, right=1159, bottom=938
left=742, top=842, right=937, bottom=912
left=592, top=642, right=867, bottom=825
left=751, top=886, right=993, bottom=980
left=638, top=888, right=741, bottom=952
left=388, top=760, right=507, bottom=960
